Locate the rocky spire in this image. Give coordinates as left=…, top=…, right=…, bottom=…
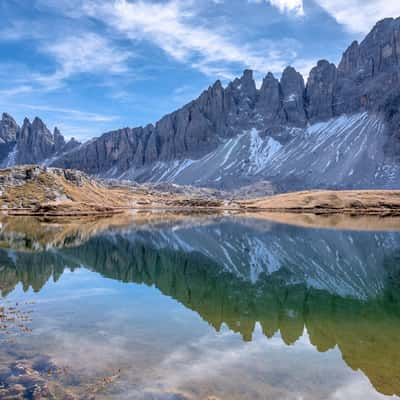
left=257, top=72, right=281, bottom=123
left=334, top=16, right=400, bottom=115
left=280, top=66, right=306, bottom=126
left=53, top=127, right=66, bottom=152
left=11, top=116, right=80, bottom=164
left=306, top=60, right=337, bottom=122
left=0, top=113, right=19, bottom=143
left=3, top=17, right=400, bottom=181
left=238, top=69, right=257, bottom=100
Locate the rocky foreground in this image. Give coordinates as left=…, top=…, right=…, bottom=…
left=2, top=166, right=400, bottom=218
left=0, top=166, right=228, bottom=216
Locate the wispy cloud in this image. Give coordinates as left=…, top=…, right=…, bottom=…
left=249, top=0, right=304, bottom=16
left=18, top=104, right=119, bottom=123
left=249, top=0, right=400, bottom=33
left=0, top=20, right=47, bottom=41
left=313, top=0, right=400, bottom=34
left=0, top=85, right=33, bottom=97
left=80, top=0, right=304, bottom=79
left=35, top=32, right=134, bottom=89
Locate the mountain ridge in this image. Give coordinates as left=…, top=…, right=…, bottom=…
left=0, top=113, right=80, bottom=168
left=1, top=16, right=400, bottom=191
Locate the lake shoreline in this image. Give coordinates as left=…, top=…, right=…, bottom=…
left=4, top=191, right=400, bottom=218
left=3, top=166, right=400, bottom=218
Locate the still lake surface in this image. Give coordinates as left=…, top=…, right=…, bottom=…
left=0, top=214, right=400, bottom=399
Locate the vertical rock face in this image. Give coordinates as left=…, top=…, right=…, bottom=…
left=0, top=113, right=19, bottom=144
left=335, top=17, right=400, bottom=160
left=53, top=66, right=310, bottom=175
left=337, top=41, right=360, bottom=76
left=52, top=14, right=400, bottom=177
left=0, top=114, right=80, bottom=166
left=59, top=127, right=138, bottom=174
left=17, top=117, right=56, bottom=164
left=223, top=69, right=258, bottom=136
left=257, top=72, right=281, bottom=124
left=0, top=113, right=19, bottom=165
left=2, top=17, right=400, bottom=184
left=335, top=17, right=400, bottom=114
left=53, top=127, right=66, bottom=153
left=339, top=18, right=400, bottom=77
left=306, top=60, right=337, bottom=122
left=280, top=66, right=307, bottom=126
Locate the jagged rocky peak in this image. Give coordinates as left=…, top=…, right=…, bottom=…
left=257, top=72, right=281, bottom=123
left=334, top=16, right=400, bottom=115
left=237, top=69, right=257, bottom=99
left=19, top=117, right=54, bottom=145
left=337, top=40, right=360, bottom=75
left=9, top=17, right=400, bottom=188
left=55, top=126, right=81, bottom=155
left=306, top=60, right=337, bottom=122
left=0, top=113, right=19, bottom=143
left=63, top=137, right=80, bottom=153
left=19, top=117, right=32, bottom=137
left=32, top=116, right=50, bottom=130
left=53, top=127, right=66, bottom=152
left=33, top=117, right=54, bottom=142
left=0, top=113, right=81, bottom=166
left=17, top=117, right=60, bottom=164
left=338, top=17, right=400, bottom=77
left=17, top=118, right=29, bottom=139
left=196, top=79, right=224, bottom=127
left=280, top=66, right=306, bottom=126
left=211, top=79, right=223, bottom=92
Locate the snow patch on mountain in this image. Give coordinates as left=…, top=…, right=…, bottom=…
left=1, top=144, right=17, bottom=168
left=114, top=112, right=396, bottom=191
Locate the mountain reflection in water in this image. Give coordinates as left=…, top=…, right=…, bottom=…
left=1, top=215, right=400, bottom=399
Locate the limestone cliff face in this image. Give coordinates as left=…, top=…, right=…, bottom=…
left=0, top=115, right=80, bottom=167
left=2, top=17, right=400, bottom=188
left=0, top=113, right=19, bottom=164
left=52, top=66, right=312, bottom=176
left=304, top=18, right=400, bottom=121
left=17, top=117, right=58, bottom=164
left=0, top=113, right=19, bottom=144
left=306, top=60, right=337, bottom=122
left=49, top=18, right=400, bottom=178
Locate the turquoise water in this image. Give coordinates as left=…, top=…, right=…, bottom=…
left=0, top=215, right=400, bottom=399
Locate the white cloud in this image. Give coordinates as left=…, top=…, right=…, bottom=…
left=0, top=85, right=33, bottom=97
left=249, top=0, right=304, bottom=16
left=18, top=104, right=118, bottom=123
left=0, top=20, right=47, bottom=41
left=269, top=0, right=304, bottom=15
left=250, top=0, right=400, bottom=33
left=313, top=0, right=400, bottom=34
left=36, top=32, right=133, bottom=89
left=80, top=0, right=304, bottom=79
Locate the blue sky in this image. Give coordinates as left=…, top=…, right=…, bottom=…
left=0, top=0, right=399, bottom=141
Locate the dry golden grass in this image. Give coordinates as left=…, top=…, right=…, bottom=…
left=240, top=190, right=400, bottom=215
left=4, top=167, right=400, bottom=218
left=1, top=167, right=224, bottom=216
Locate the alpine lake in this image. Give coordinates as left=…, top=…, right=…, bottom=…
left=1, top=212, right=400, bottom=400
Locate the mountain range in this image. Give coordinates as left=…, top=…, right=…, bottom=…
left=0, top=114, right=80, bottom=167
left=1, top=17, right=400, bottom=191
